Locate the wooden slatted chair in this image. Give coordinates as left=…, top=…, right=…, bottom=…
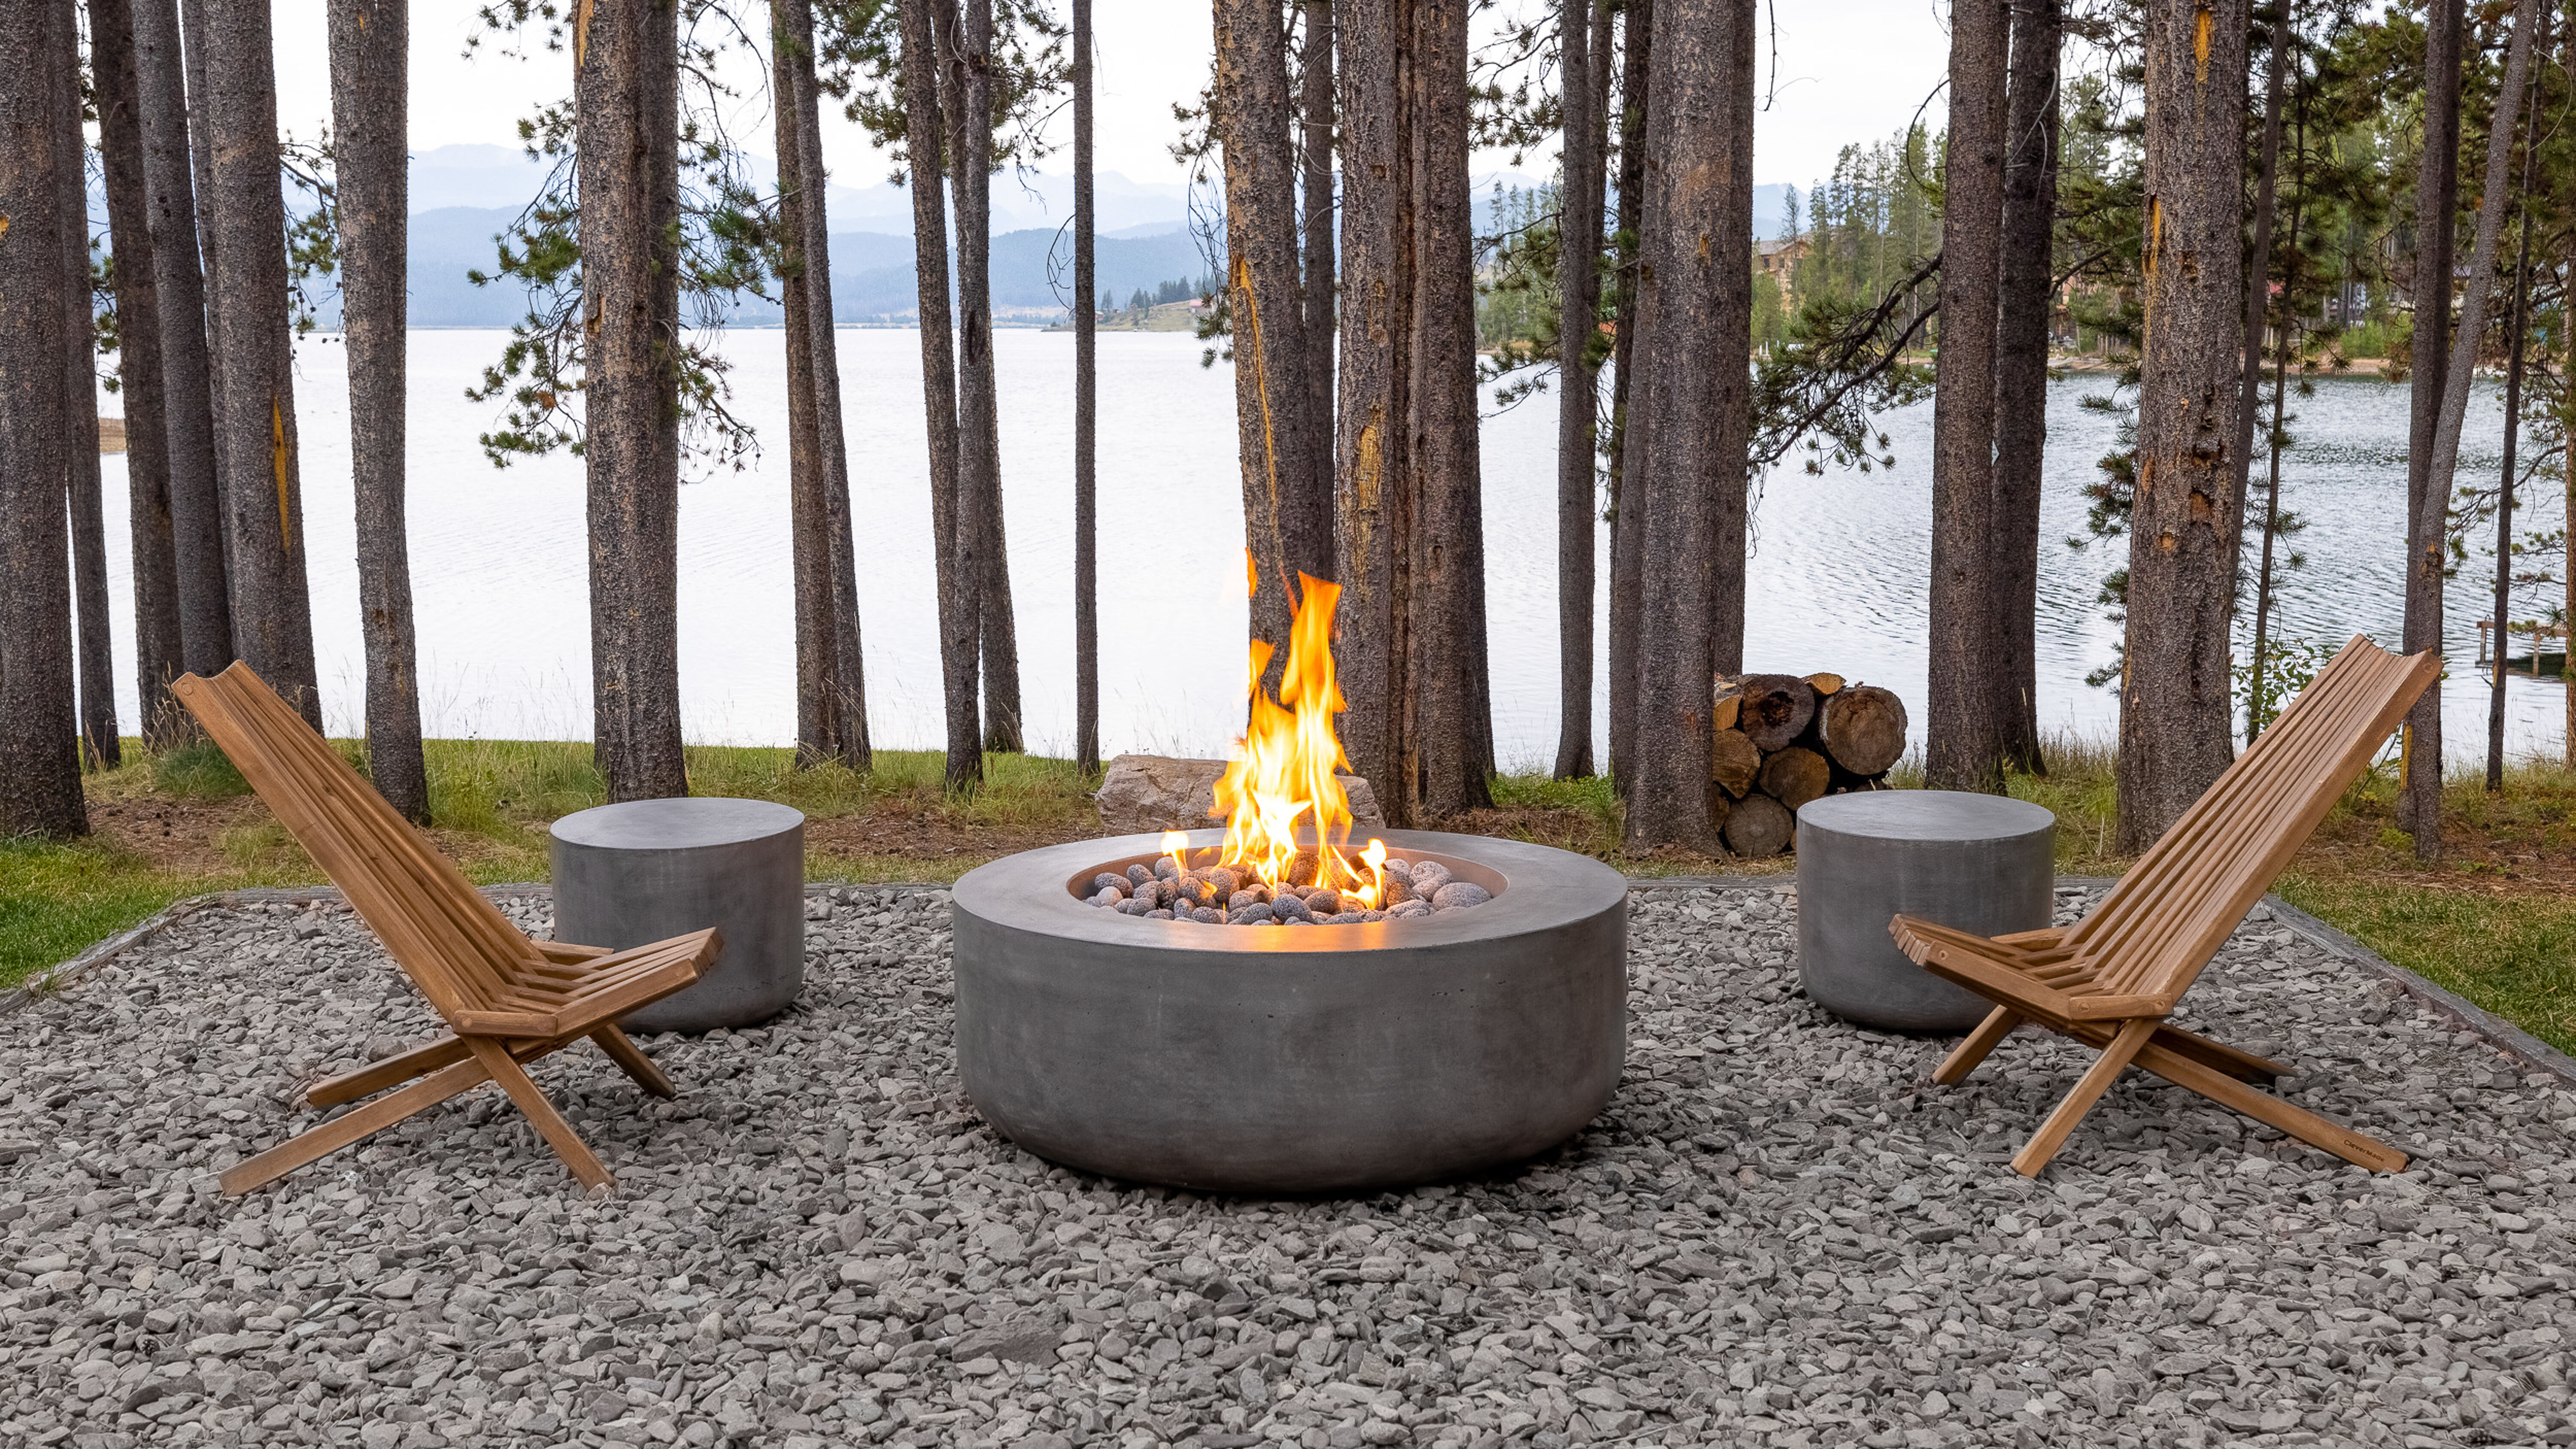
left=1892, top=635, right=2439, bottom=1178
left=171, top=663, right=723, bottom=1195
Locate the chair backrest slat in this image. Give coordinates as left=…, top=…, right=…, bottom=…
left=2071, top=636, right=2435, bottom=1002
left=172, top=664, right=546, bottom=1022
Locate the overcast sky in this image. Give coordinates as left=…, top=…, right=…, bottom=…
left=261, top=0, right=1957, bottom=194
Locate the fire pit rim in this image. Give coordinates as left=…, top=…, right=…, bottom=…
left=955, top=828, right=1625, bottom=951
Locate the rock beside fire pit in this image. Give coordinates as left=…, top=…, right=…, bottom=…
left=1094, top=753, right=1385, bottom=835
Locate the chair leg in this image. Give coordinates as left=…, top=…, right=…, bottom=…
left=1934, top=1008, right=2022, bottom=1085
left=465, top=1038, right=614, bottom=1191
left=589, top=1027, right=677, bottom=1098
left=2133, top=1039, right=2407, bottom=1173
left=307, top=1036, right=474, bottom=1108
left=2011, top=1017, right=2156, bottom=1178
left=224, top=1057, right=491, bottom=1195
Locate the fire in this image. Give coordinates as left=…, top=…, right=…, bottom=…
left=1180, top=568, right=1390, bottom=908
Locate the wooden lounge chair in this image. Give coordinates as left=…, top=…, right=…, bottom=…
left=171, top=663, right=723, bottom=1195
left=1892, top=635, right=2439, bottom=1178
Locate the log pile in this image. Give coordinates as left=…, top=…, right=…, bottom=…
left=1708, top=673, right=1908, bottom=857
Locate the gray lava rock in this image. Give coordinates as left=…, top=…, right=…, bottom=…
left=1408, top=860, right=1453, bottom=896
left=1227, top=902, right=1274, bottom=925
left=1432, top=881, right=1492, bottom=910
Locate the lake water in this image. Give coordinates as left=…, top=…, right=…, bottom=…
left=92, top=329, right=2567, bottom=768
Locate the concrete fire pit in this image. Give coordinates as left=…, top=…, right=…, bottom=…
left=950, top=829, right=1628, bottom=1194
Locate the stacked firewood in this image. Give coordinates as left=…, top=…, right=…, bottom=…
left=1707, top=673, right=1908, bottom=857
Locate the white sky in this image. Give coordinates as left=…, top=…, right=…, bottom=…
left=261, top=0, right=1956, bottom=191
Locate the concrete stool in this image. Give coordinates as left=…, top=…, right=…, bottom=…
left=550, top=798, right=806, bottom=1033
left=1795, top=791, right=2054, bottom=1032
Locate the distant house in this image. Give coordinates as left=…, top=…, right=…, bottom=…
left=1756, top=234, right=1810, bottom=300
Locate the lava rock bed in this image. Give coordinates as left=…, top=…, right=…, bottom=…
left=1084, top=854, right=1492, bottom=926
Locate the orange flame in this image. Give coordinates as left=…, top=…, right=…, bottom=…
left=1211, top=570, right=1386, bottom=908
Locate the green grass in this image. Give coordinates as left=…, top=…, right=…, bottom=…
left=2274, top=874, right=2576, bottom=1055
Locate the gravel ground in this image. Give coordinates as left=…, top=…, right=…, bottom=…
left=4, top=884, right=2576, bottom=1449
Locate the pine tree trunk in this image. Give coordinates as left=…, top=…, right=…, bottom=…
left=576, top=0, right=686, bottom=801
left=2488, top=113, right=2532, bottom=793
left=51, top=0, right=119, bottom=770
left=2116, top=0, right=2250, bottom=853
left=778, top=0, right=868, bottom=773
left=328, top=0, right=428, bottom=821
left=203, top=0, right=322, bottom=729
left=2248, top=57, right=2309, bottom=748
left=182, top=0, right=239, bottom=662
left=1406, top=0, right=1492, bottom=816
left=1605, top=0, right=1650, bottom=797
left=133, top=0, right=230, bottom=680
left=1301, top=0, right=1335, bottom=516
left=1218, top=0, right=1330, bottom=697
left=0, top=0, right=90, bottom=836
left=1619, top=0, right=1753, bottom=851
left=1551, top=0, right=1600, bottom=781
left=93, top=0, right=186, bottom=748
left=901, top=0, right=981, bottom=790
left=2401, top=0, right=2462, bottom=851
left=2232, top=5, right=2288, bottom=600
left=948, top=0, right=1024, bottom=753
left=1925, top=0, right=2008, bottom=792
left=1989, top=0, right=2059, bottom=776
left=1331, top=0, right=1412, bottom=823
left=792, top=0, right=866, bottom=772
left=1073, top=0, right=1100, bottom=775
left=2422, top=0, right=2539, bottom=812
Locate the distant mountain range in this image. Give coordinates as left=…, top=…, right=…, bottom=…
left=119, top=146, right=1801, bottom=329
left=397, top=206, right=1211, bottom=328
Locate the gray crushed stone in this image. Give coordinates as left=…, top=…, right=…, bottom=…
left=3, top=883, right=2574, bottom=1449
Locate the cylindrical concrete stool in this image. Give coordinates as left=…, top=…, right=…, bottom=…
left=1795, top=791, right=2054, bottom=1032
left=550, top=798, right=805, bottom=1032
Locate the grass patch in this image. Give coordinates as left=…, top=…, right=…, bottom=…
left=2275, top=873, right=2576, bottom=1055
left=0, top=838, right=258, bottom=990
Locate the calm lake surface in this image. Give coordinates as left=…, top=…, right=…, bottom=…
left=94, top=329, right=2568, bottom=767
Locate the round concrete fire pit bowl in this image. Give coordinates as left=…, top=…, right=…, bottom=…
left=951, top=829, right=1629, bottom=1195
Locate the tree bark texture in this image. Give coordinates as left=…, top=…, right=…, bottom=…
left=1406, top=0, right=1492, bottom=816
left=576, top=0, right=686, bottom=800
left=1552, top=0, right=1602, bottom=781
left=776, top=0, right=869, bottom=773
left=0, top=0, right=90, bottom=836
left=2232, top=3, right=2288, bottom=589
left=2401, top=0, right=2461, bottom=849
left=93, top=0, right=186, bottom=747
left=181, top=0, right=233, bottom=604
left=133, top=0, right=230, bottom=679
left=51, top=0, right=119, bottom=770
left=203, top=0, right=322, bottom=729
left=2421, top=0, right=2538, bottom=808
left=1331, top=0, right=1412, bottom=821
left=941, top=0, right=1022, bottom=753
left=328, top=0, right=428, bottom=821
left=1990, top=0, right=2060, bottom=776
left=2116, top=0, right=2250, bottom=853
left=2488, top=73, right=2534, bottom=793
left=1073, top=0, right=1100, bottom=775
left=2247, top=57, right=2309, bottom=749
left=1300, top=0, right=1335, bottom=521
left=900, top=0, right=981, bottom=789
left=1618, top=0, right=1754, bottom=851
left=1605, top=0, right=1649, bottom=796
left=1218, top=0, right=1331, bottom=698
left=1924, top=0, right=2009, bottom=792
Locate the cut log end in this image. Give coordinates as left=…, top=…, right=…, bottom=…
left=1820, top=685, right=1908, bottom=776
left=1722, top=791, right=1795, bottom=858
left=1756, top=746, right=1831, bottom=811
left=1737, top=674, right=1820, bottom=753
left=1709, top=728, right=1762, bottom=798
